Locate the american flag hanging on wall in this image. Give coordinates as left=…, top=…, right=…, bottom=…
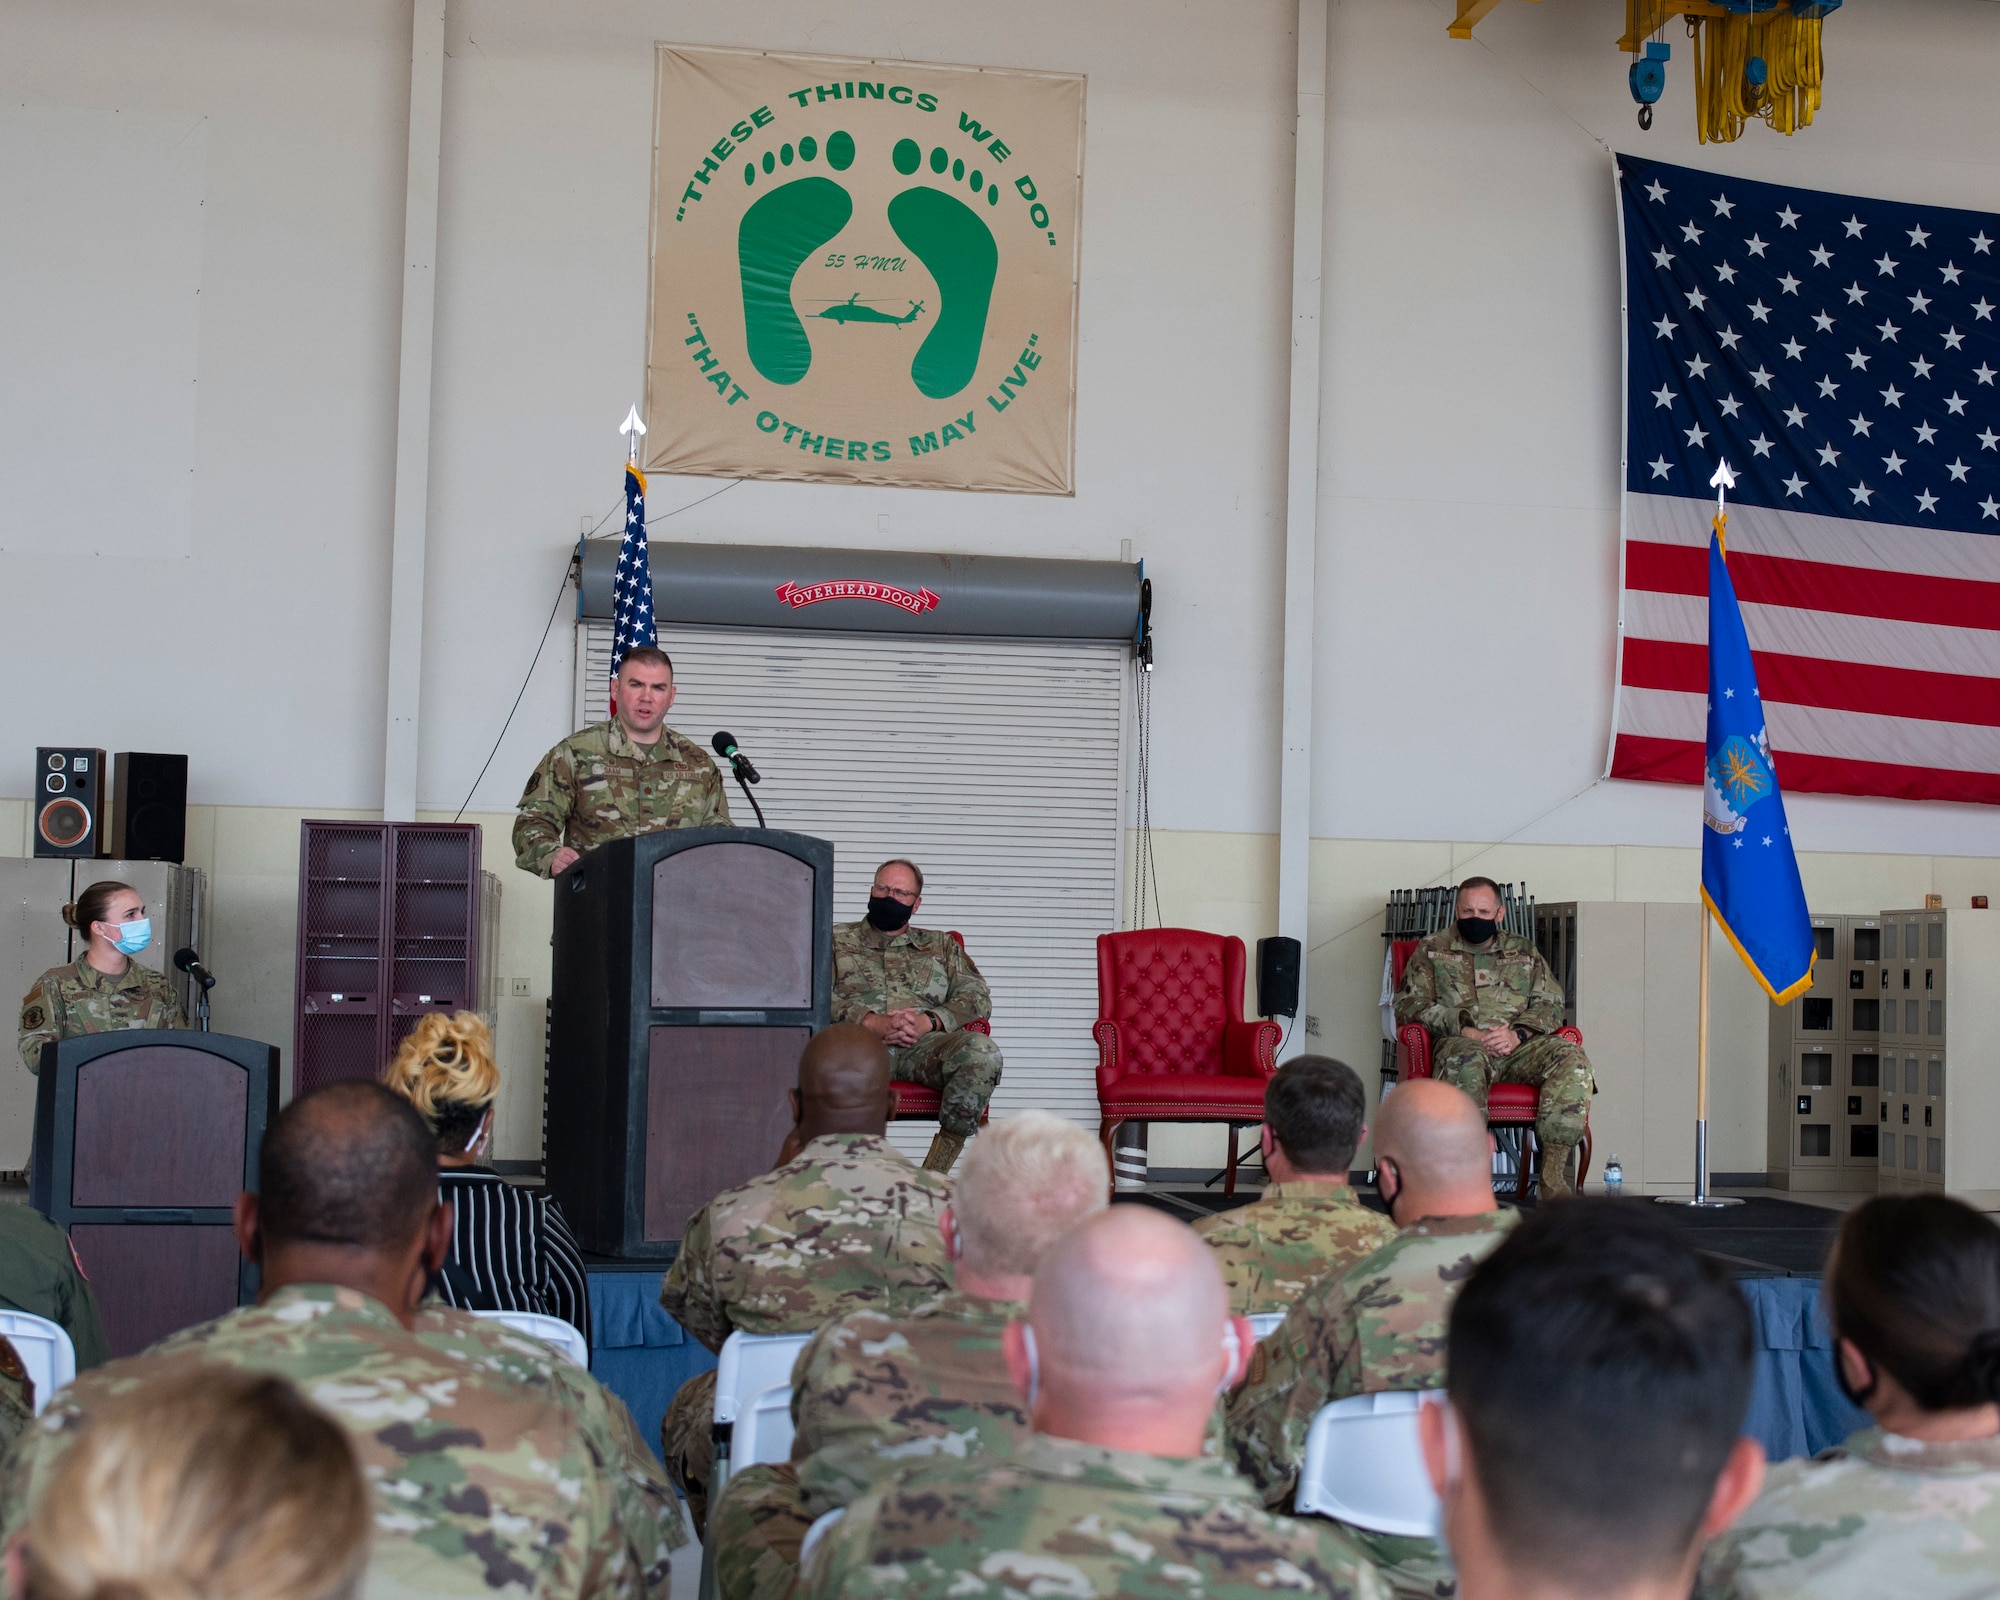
left=1610, top=155, right=2000, bottom=806
left=609, top=462, right=656, bottom=710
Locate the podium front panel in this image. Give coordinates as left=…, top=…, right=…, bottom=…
left=71, top=1224, right=242, bottom=1357
left=72, top=1046, right=248, bottom=1208
left=651, top=843, right=814, bottom=1009
left=644, top=1025, right=807, bottom=1241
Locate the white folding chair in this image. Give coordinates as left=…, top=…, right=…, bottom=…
left=467, top=1308, right=590, bottom=1368
left=0, top=1311, right=77, bottom=1416
left=1294, top=1391, right=1440, bottom=1537
left=732, top=1382, right=797, bottom=1470
left=1248, top=1312, right=1287, bottom=1342
left=697, top=1331, right=813, bottom=1600
left=798, top=1507, right=846, bottom=1574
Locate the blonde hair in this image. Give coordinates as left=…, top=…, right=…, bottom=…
left=953, top=1111, right=1109, bottom=1279
left=380, top=1011, right=499, bottom=1153
left=24, top=1368, right=370, bottom=1600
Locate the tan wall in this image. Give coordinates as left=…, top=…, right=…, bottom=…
left=9, top=801, right=1992, bottom=1174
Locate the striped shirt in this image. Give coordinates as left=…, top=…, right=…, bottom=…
left=434, top=1167, right=591, bottom=1344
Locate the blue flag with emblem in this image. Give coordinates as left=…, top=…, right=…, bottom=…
left=1702, top=519, right=1815, bottom=1003
left=609, top=462, right=656, bottom=708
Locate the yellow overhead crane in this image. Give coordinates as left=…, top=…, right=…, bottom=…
left=1448, top=0, right=1839, bottom=144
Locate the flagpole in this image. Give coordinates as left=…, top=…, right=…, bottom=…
left=1662, top=463, right=1744, bottom=1211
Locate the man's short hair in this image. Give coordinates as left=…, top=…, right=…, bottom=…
left=615, top=645, right=674, bottom=678
left=257, top=1083, right=439, bottom=1252
left=873, top=858, right=924, bottom=896
left=1448, top=1199, right=1753, bottom=1592
left=953, top=1112, right=1108, bottom=1278
left=1456, top=875, right=1501, bottom=901
left=1263, top=1056, right=1366, bottom=1176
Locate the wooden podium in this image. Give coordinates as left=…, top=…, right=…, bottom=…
left=546, top=827, right=833, bottom=1258
left=31, top=1030, right=278, bottom=1356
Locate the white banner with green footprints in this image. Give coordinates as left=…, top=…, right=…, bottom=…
left=645, top=46, right=1084, bottom=496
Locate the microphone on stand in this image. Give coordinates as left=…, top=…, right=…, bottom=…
left=174, top=946, right=216, bottom=1033
left=712, top=732, right=767, bottom=829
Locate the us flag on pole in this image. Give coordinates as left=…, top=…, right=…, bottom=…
left=610, top=462, right=655, bottom=705
left=1610, top=155, right=2000, bottom=806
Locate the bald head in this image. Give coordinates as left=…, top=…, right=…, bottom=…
left=795, top=1024, right=894, bottom=1136
left=1032, top=1207, right=1228, bottom=1397
left=1374, top=1079, right=1497, bottom=1221
left=258, top=1082, right=438, bottom=1252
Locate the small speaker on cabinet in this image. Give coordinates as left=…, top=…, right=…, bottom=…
left=112, top=752, right=189, bottom=862
left=1256, top=936, right=1302, bottom=1019
left=34, top=747, right=107, bottom=859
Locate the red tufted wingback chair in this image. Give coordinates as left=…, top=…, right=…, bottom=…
left=1389, top=937, right=1592, bottom=1200
left=888, top=932, right=991, bottom=1127
left=1093, top=929, right=1281, bottom=1195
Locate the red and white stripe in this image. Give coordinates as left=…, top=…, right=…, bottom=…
left=1610, top=493, right=2000, bottom=807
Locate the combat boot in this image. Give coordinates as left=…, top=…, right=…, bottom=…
left=922, top=1131, right=966, bottom=1173
left=1537, top=1140, right=1578, bottom=1199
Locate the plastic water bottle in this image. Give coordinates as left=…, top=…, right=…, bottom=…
left=1603, top=1155, right=1624, bottom=1196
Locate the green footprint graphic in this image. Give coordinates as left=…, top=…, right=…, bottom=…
left=887, top=140, right=999, bottom=401
left=737, top=133, right=855, bottom=385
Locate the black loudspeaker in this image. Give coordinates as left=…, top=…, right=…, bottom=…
left=31, top=1030, right=277, bottom=1356
left=112, top=753, right=189, bottom=862
left=33, top=747, right=107, bottom=859
left=1256, top=935, right=1302, bottom=1019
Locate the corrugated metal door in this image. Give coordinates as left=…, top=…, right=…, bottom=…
left=576, top=622, right=1126, bottom=1144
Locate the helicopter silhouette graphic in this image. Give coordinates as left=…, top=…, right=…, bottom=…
left=813, top=293, right=926, bottom=327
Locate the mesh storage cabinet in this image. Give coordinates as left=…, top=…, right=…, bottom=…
left=294, top=822, right=482, bottom=1095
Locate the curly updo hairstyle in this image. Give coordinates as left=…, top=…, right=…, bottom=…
left=379, top=1010, right=500, bottom=1156
left=1829, top=1192, right=2000, bottom=1413
left=61, top=881, right=135, bottom=938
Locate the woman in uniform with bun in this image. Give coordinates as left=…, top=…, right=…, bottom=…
left=16, top=880, right=186, bottom=1073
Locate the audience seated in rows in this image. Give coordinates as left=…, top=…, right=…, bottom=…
left=1228, top=1077, right=1510, bottom=1599
left=710, top=1109, right=1110, bottom=1600
left=1430, top=1197, right=1765, bottom=1600
left=1192, top=1055, right=1396, bottom=1315
left=798, top=1205, right=1390, bottom=1600
left=1, top=1082, right=683, bottom=1600
left=10, top=1368, right=369, bottom=1600
left=382, top=1009, right=591, bottom=1341
left=658, top=1023, right=954, bottom=1535
left=1700, top=1193, right=2000, bottom=1599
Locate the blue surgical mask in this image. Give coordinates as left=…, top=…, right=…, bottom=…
left=113, top=919, right=152, bottom=956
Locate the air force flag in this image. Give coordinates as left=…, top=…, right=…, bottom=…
left=1702, top=524, right=1816, bottom=1003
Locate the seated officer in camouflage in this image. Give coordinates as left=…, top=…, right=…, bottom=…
left=710, top=1110, right=1110, bottom=1600
left=799, top=1205, right=1389, bottom=1600
left=1701, top=1193, right=2000, bottom=1600
left=1, top=1082, right=654, bottom=1600
left=831, top=858, right=1000, bottom=1173
left=658, top=1024, right=954, bottom=1535
left=0, top=1337, right=30, bottom=1459
left=1436, top=1201, right=1764, bottom=1600
left=1228, top=1078, right=1515, bottom=1600
left=1193, top=1055, right=1397, bottom=1315
left=1394, top=875, right=1593, bottom=1197
left=0, top=1200, right=111, bottom=1373
left=513, top=645, right=730, bottom=877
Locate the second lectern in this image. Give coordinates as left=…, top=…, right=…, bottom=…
left=547, top=826, right=833, bottom=1258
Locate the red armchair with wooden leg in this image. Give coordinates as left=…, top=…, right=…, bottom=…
left=1093, top=929, right=1281, bottom=1195
left=1389, top=939, right=1591, bottom=1201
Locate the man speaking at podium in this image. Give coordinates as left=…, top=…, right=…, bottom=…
left=513, top=646, right=732, bottom=877
left=832, top=859, right=1002, bottom=1174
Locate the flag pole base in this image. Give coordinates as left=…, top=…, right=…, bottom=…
left=1656, top=1118, right=1743, bottom=1208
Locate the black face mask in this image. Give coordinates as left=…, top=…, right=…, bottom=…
left=866, top=895, right=914, bottom=932
left=1456, top=915, right=1500, bottom=945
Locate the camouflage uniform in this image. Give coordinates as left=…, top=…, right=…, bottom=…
left=512, top=720, right=731, bottom=876
left=0, top=1338, right=30, bottom=1460
left=0, top=1202, right=111, bottom=1371
left=710, top=1291, right=1028, bottom=1600
left=411, top=1306, right=689, bottom=1591
left=18, top=955, right=187, bottom=1073
left=1227, top=1209, right=1518, bottom=1600
left=798, top=1432, right=1391, bottom=1600
left=830, top=922, right=1001, bottom=1138
left=657, top=1133, right=953, bottom=1532
left=1192, top=1181, right=1400, bottom=1317
left=1698, top=1428, right=2000, bottom=1600
left=0, top=1283, right=642, bottom=1600
left=1393, top=926, right=1593, bottom=1173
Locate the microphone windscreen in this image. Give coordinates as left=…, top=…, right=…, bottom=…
left=173, top=946, right=199, bottom=973
left=712, top=731, right=736, bottom=757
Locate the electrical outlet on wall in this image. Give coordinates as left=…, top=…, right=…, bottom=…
left=511, top=979, right=532, bottom=998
